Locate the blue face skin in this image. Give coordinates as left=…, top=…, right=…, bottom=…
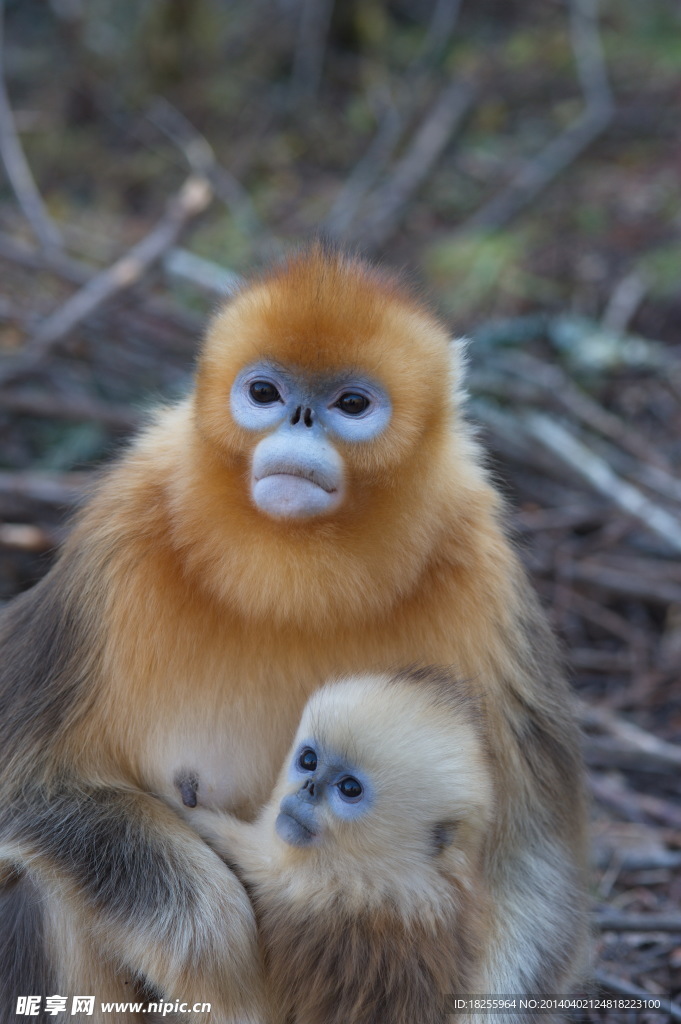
left=275, top=740, right=374, bottom=848
left=230, top=362, right=392, bottom=520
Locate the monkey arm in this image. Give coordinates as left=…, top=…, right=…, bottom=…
left=179, top=806, right=269, bottom=883
left=4, top=784, right=267, bottom=1024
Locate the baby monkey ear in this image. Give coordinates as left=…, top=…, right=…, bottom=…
left=431, top=820, right=458, bottom=855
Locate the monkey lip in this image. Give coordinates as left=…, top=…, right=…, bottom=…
left=252, top=473, right=343, bottom=519
left=275, top=809, right=319, bottom=847
left=254, top=470, right=335, bottom=494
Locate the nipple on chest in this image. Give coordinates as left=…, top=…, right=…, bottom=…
left=174, top=770, right=200, bottom=808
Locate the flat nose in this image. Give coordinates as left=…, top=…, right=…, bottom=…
left=298, top=778, right=318, bottom=801
left=290, top=406, right=314, bottom=428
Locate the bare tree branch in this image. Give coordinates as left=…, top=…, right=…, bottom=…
left=0, top=229, right=91, bottom=284
left=525, top=414, right=681, bottom=555
left=163, top=247, right=243, bottom=296
left=581, top=703, right=681, bottom=769
left=324, top=92, right=403, bottom=240
left=0, top=388, right=139, bottom=430
left=459, top=0, right=613, bottom=233
left=590, top=772, right=681, bottom=829
left=147, top=97, right=271, bottom=250
left=359, top=79, right=477, bottom=250
left=497, top=350, right=679, bottom=480
left=0, top=175, right=212, bottom=386
left=597, top=912, right=681, bottom=933
left=595, top=970, right=681, bottom=1020
left=411, top=0, right=463, bottom=71
left=0, top=230, right=204, bottom=339
left=0, top=470, right=89, bottom=506
left=0, top=522, right=59, bottom=551
left=0, top=0, right=63, bottom=254
left=565, top=561, right=681, bottom=606
left=291, top=0, right=334, bottom=101
left=602, top=270, right=649, bottom=334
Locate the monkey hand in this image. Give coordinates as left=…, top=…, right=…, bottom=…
left=178, top=805, right=250, bottom=861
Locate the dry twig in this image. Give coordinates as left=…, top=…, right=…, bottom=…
left=565, top=560, right=681, bottom=606
left=0, top=522, right=58, bottom=551
left=595, top=970, right=681, bottom=1020
left=0, top=470, right=89, bottom=506
left=147, top=98, right=268, bottom=249
left=602, top=270, right=649, bottom=334
left=581, top=704, right=681, bottom=769
left=514, top=504, right=607, bottom=533
left=290, top=0, right=334, bottom=101
left=411, top=0, right=463, bottom=70
left=0, top=231, right=203, bottom=341
left=324, top=93, right=403, bottom=240
left=0, top=229, right=91, bottom=284
left=459, top=0, right=614, bottom=233
left=0, top=0, right=63, bottom=255
left=163, top=247, right=243, bottom=297
left=359, top=79, right=477, bottom=250
left=498, top=350, right=676, bottom=477
left=598, top=912, right=681, bottom=933
left=0, top=389, right=139, bottom=430
left=590, top=773, right=681, bottom=830
left=525, top=414, right=681, bottom=555
left=0, top=175, right=212, bottom=386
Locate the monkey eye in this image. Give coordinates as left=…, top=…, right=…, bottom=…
left=298, top=748, right=318, bottom=772
left=337, top=776, right=363, bottom=801
left=335, top=392, right=370, bottom=416
left=249, top=380, right=282, bottom=404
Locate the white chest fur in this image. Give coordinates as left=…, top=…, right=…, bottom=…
left=142, top=679, right=308, bottom=817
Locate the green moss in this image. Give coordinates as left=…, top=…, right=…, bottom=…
left=639, top=242, right=681, bottom=299
left=426, top=229, right=555, bottom=319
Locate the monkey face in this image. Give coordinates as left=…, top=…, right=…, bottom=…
left=229, top=362, right=392, bottom=519
left=271, top=674, right=494, bottom=875
left=194, top=246, right=456, bottom=523
left=275, top=739, right=374, bottom=846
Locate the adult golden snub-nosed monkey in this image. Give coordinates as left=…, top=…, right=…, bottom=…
left=0, top=243, right=588, bottom=1023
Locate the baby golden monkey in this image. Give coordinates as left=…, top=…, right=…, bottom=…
left=0, top=243, right=587, bottom=1021
left=186, top=669, right=495, bottom=1024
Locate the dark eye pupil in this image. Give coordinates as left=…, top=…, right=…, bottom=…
left=338, top=776, right=362, bottom=799
left=250, top=381, right=280, bottom=404
left=298, top=748, right=317, bottom=771
left=338, top=393, right=369, bottom=415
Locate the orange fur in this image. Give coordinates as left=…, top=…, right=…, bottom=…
left=0, top=244, right=588, bottom=1020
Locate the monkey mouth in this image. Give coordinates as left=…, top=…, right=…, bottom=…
left=275, top=809, right=318, bottom=847
left=252, top=471, right=343, bottom=519
left=251, top=441, right=345, bottom=519
left=254, top=469, right=335, bottom=494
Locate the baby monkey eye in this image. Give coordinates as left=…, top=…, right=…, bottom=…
left=336, top=393, right=369, bottom=416
left=249, top=381, right=281, bottom=404
left=337, top=776, right=363, bottom=800
left=298, top=748, right=317, bottom=772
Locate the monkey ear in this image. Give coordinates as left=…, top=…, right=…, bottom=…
left=449, top=338, right=470, bottom=404
left=431, top=820, right=459, bottom=854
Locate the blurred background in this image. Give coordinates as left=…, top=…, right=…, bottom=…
left=1, top=0, right=680, bottom=1014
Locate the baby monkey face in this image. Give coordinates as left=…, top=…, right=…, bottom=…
left=270, top=674, right=495, bottom=873
left=275, top=740, right=374, bottom=847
